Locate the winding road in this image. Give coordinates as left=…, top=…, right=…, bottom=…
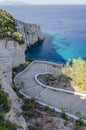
left=14, top=61, right=86, bottom=121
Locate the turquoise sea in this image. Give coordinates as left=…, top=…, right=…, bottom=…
left=0, top=5, right=86, bottom=63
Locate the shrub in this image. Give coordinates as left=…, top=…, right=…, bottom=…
left=29, top=98, right=36, bottom=103
left=62, top=58, right=86, bottom=91
left=0, top=113, right=4, bottom=123
left=0, top=91, right=11, bottom=113
left=59, top=74, right=71, bottom=82
left=1, top=120, right=17, bottom=130
left=0, top=118, right=17, bottom=130
left=75, top=112, right=84, bottom=127
left=60, top=107, right=68, bottom=120
left=0, top=9, right=16, bottom=39
left=44, top=106, right=51, bottom=111
left=12, top=84, right=20, bottom=94
left=13, top=32, right=23, bottom=42
left=0, top=126, right=7, bottom=130
left=0, top=112, right=17, bottom=130
left=0, top=9, right=24, bottom=43
left=7, top=31, right=11, bottom=37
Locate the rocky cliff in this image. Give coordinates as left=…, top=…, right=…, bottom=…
left=15, top=19, right=44, bottom=47
left=0, top=40, right=27, bottom=130
left=0, top=19, right=44, bottom=82
left=0, top=19, right=44, bottom=130
left=0, top=39, right=27, bottom=82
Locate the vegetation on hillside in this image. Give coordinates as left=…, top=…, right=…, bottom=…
left=62, top=58, right=86, bottom=91
left=0, top=114, right=17, bottom=130
left=0, top=91, right=11, bottom=113
left=0, top=91, right=17, bottom=130
left=0, top=9, right=23, bottom=43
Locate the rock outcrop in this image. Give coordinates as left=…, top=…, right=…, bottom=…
left=15, top=19, right=44, bottom=47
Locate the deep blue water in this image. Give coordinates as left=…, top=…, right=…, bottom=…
left=0, top=5, right=86, bottom=63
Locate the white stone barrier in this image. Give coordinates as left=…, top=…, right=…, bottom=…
left=14, top=60, right=86, bottom=123
left=14, top=60, right=35, bottom=84
left=35, top=72, right=86, bottom=98
left=20, top=89, right=86, bottom=123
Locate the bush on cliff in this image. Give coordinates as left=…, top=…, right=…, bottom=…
left=0, top=113, right=17, bottom=130
left=13, top=32, right=23, bottom=43
left=62, top=58, right=86, bottom=91
left=0, top=9, right=23, bottom=43
left=0, top=9, right=16, bottom=37
left=0, top=92, right=17, bottom=130
left=0, top=91, right=11, bottom=113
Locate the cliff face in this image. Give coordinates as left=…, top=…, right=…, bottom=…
left=15, top=19, right=44, bottom=47
left=0, top=40, right=27, bottom=130
left=0, top=46, right=12, bottom=84
left=0, top=20, right=44, bottom=82
left=0, top=19, right=44, bottom=130
left=0, top=40, right=26, bottom=83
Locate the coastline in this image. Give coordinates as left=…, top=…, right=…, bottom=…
left=0, top=8, right=86, bottom=130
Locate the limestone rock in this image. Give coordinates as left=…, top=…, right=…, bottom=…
left=15, top=19, right=44, bottom=47
left=0, top=69, right=2, bottom=86
left=0, top=40, right=26, bottom=68
left=0, top=46, right=12, bottom=84
left=0, top=40, right=27, bottom=129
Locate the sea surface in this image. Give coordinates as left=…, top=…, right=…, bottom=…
left=0, top=5, right=86, bottom=63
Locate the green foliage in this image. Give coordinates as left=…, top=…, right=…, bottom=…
left=12, top=82, right=24, bottom=95
left=44, top=106, right=51, bottom=111
left=0, top=91, right=11, bottom=113
left=0, top=9, right=23, bottom=43
left=29, top=98, right=36, bottom=103
left=0, top=9, right=16, bottom=38
left=0, top=114, right=16, bottom=130
left=12, top=84, right=20, bottom=94
left=60, top=107, right=68, bottom=120
left=1, top=120, right=16, bottom=130
left=0, top=113, right=4, bottom=123
left=75, top=112, right=84, bottom=127
left=62, top=58, right=86, bottom=91
left=7, top=31, right=11, bottom=36
left=0, top=113, right=16, bottom=130
left=43, top=106, right=56, bottom=113
left=0, top=126, right=7, bottom=130
left=22, top=98, right=37, bottom=111
left=50, top=108, right=56, bottom=113
left=0, top=91, right=16, bottom=129
left=59, top=74, right=71, bottom=83
left=22, top=99, right=41, bottom=119
left=45, top=74, right=54, bottom=81
left=13, top=32, right=23, bottom=43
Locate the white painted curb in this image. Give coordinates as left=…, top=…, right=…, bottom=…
left=14, top=60, right=62, bottom=84
left=35, top=73, right=86, bottom=98
left=14, top=60, right=86, bottom=123
left=20, top=89, right=86, bottom=123
left=14, top=60, right=35, bottom=84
